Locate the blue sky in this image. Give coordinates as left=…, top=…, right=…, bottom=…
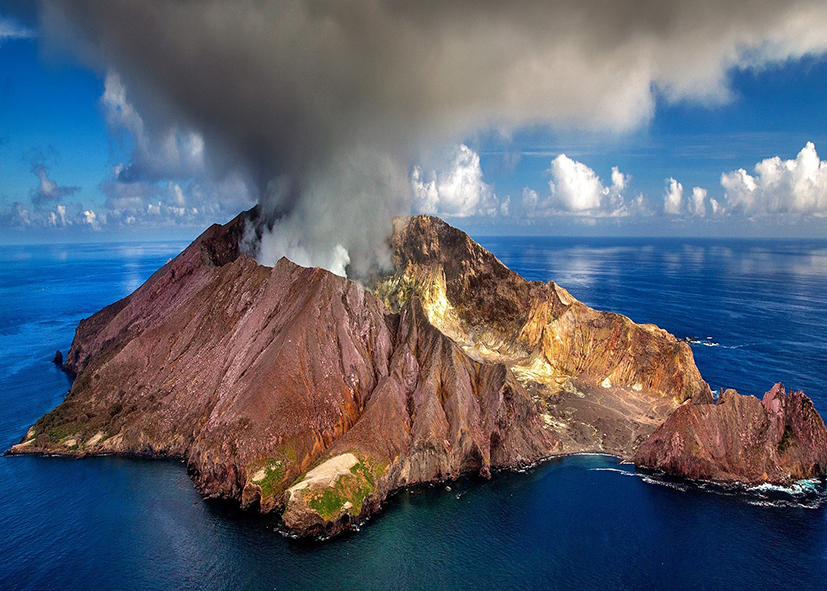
left=2, top=2, right=827, bottom=245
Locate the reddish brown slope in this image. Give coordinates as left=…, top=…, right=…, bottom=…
left=281, top=298, right=557, bottom=536
left=634, top=384, right=827, bottom=484
left=10, top=210, right=556, bottom=537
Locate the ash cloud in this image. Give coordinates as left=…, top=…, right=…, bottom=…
left=34, top=0, right=827, bottom=273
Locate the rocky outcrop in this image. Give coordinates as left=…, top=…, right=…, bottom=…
left=10, top=209, right=820, bottom=537
left=634, top=384, right=827, bottom=485
left=374, top=215, right=712, bottom=457
left=280, top=297, right=556, bottom=536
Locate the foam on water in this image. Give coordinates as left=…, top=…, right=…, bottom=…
left=591, top=466, right=827, bottom=509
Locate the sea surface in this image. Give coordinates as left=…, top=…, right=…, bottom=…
left=2, top=237, right=827, bottom=590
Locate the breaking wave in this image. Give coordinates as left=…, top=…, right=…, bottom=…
left=590, top=466, right=827, bottom=509
left=681, top=336, right=750, bottom=350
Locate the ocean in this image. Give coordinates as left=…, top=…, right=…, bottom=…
left=1, top=237, right=826, bottom=590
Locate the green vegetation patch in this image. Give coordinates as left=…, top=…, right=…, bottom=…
left=33, top=402, right=102, bottom=446
left=250, top=444, right=299, bottom=500
left=778, top=425, right=795, bottom=454
left=306, top=455, right=385, bottom=522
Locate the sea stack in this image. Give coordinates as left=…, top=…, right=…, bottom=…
left=634, top=383, right=827, bottom=484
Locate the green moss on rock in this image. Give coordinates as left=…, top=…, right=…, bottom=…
left=305, top=456, right=383, bottom=521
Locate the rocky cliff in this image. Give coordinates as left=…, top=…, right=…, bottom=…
left=374, top=216, right=712, bottom=457
left=8, top=209, right=825, bottom=537
left=634, top=383, right=827, bottom=484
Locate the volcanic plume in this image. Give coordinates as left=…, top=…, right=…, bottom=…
left=34, top=0, right=827, bottom=273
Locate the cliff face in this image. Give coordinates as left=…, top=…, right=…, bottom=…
left=281, top=297, right=557, bottom=536
left=375, top=216, right=712, bottom=457
left=9, top=210, right=822, bottom=537
left=18, top=212, right=398, bottom=512
left=634, top=384, right=827, bottom=484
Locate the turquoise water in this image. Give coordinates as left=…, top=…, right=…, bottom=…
left=2, top=238, right=827, bottom=590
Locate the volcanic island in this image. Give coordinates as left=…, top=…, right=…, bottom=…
left=9, top=209, right=827, bottom=538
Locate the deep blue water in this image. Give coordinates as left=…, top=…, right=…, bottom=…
left=2, top=237, right=827, bottom=590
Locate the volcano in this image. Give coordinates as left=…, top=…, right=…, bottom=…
left=10, top=209, right=827, bottom=537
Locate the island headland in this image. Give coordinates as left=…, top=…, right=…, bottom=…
left=9, top=208, right=827, bottom=538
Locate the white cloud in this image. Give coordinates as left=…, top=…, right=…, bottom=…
left=47, top=204, right=67, bottom=227
left=95, top=75, right=249, bottom=228
left=721, top=142, right=827, bottom=214
left=664, top=178, right=710, bottom=216
left=170, top=182, right=187, bottom=207
left=100, top=171, right=254, bottom=228
left=499, top=195, right=510, bottom=216
left=526, top=156, right=634, bottom=216
left=411, top=144, right=498, bottom=217
left=0, top=200, right=111, bottom=230
left=522, top=188, right=539, bottom=212
left=82, top=210, right=101, bottom=230
left=101, top=73, right=143, bottom=136
left=549, top=154, right=604, bottom=211
left=690, top=187, right=708, bottom=217
left=663, top=178, right=683, bottom=215
left=101, top=72, right=205, bottom=182
left=1, top=202, right=31, bottom=227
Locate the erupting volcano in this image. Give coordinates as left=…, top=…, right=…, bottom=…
left=9, top=210, right=826, bottom=538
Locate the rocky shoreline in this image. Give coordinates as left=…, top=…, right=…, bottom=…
left=8, top=209, right=827, bottom=538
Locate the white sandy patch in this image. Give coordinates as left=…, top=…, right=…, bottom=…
left=63, top=438, right=77, bottom=447
left=632, top=383, right=643, bottom=392
left=252, top=468, right=267, bottom=482
left=541, top=413, right=569, bottom=431
left=601, top=377, right=612, bottom=389
left=288, top=453, right=359, bottom=495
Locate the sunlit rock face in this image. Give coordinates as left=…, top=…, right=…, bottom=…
left=634, top=384, right=827, bottom=484
left=11, top=208, right=823, bottom=538
left=375, top=215, right=712, bottom=457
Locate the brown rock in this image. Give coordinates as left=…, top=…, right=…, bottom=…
left=634, top=383, right=827, bottom=485
left=11, top=210, right=560, bottom=536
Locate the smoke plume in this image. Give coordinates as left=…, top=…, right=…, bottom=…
left=35, top=0, right=827, bottom=274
